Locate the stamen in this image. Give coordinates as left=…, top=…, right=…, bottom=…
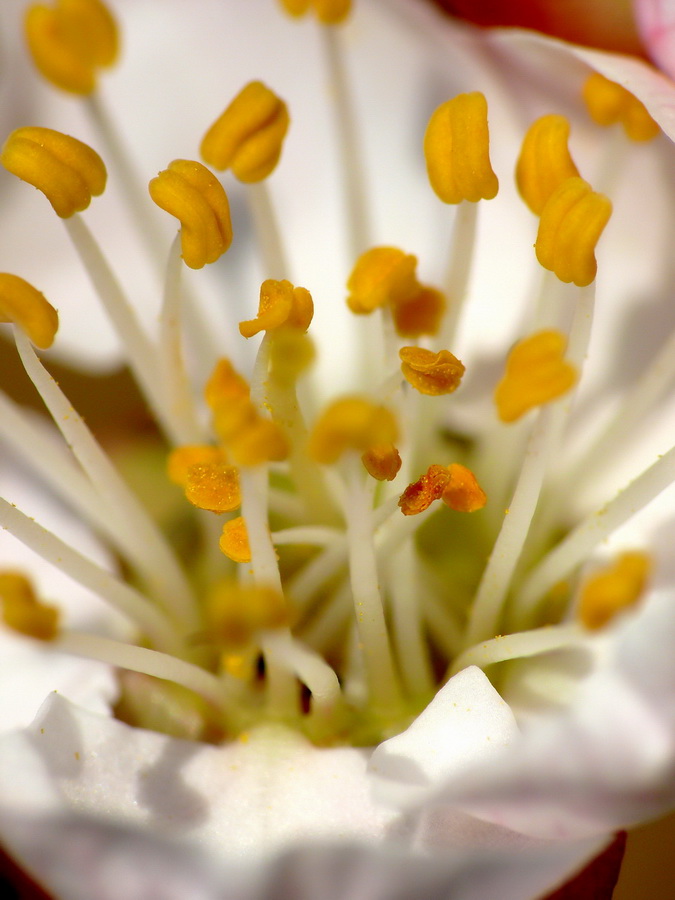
left=278, top=0, right=351, bottom=24
left=535, top=176, right=612, bottom=287
left=55, top=632, right=233, bottom=713
left=578, top=551, right=651, bottom=630
left=494, top=330, right=577, bottom=423
left=167, top=445, right=228, bottom=486
left=397, top=463, right=485, bottom=515
left=219, top=516, right=251, bottom=563
left=0, top=571, right=59, bottom=641
left=391, top=286, right=445, bottom=339
left=449, top=622, right=584, bottom=676
left=308, top=396, right=398, bottom=465
left=201, top=81, right=289, bottom=184
left=239, top=279, right=314, bottom=338
left=582, top=73, right=660, bottom=142
left=424, top=92, right=499, bottom=205
left=15, top=329, right=198, bottom=628
left=1, top=126, right=106, bottom=218
left=205, top=582, right=288, bottom=649
left=442, top=463, right=487, bottom=513
left=398, top=464, right=452, bottom=516
left=0, top=273, right=59, bottom=349
left=467, top=286, right=597, bottom=645
left=346, top=247, right=417, bottom=314
left=361, top=444, right=401, bottom=482
left=517, top=430, right=675, bottom=621
left=0, top=497, right=178, bottom=653
left=399, top=346, right=465, bottom=395
left=24, top=0, right=118, bottom=95
left=149, top=160, right=233, bottom=270
left=157, top=235, right=208, bottom=445
left=342, top=454, right=402, bottom=713
left=516, top=114, right=579, bottom=215
left=184, top=463, right=241, bottom=514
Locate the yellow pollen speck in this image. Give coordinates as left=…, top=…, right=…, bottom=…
left=346, top=247, right=418, bottom=314
left=239, top=279, right=314, bottom=338
left=184, top=463, right=241, bottom=514
left=494, top=329, right=578, bottom=423
left=424, top=92, right=499, bottom=204
left=0, top=273, right=59, bottom=349
left=0, top=571, right=60, bottom=641
left=308, top=396, right=398, bottom=465
left=219, top=517, right=252, bottom=563
left=25, top=0, right=118, bottom=95
left=361, top=444, right=402, bottom=481
left=278, top=0, right=351, bottom=24
left=583, top=73, right=660, bottom=142
left=535, top=176, right=612, bottom=287
left=516, top=114, right=580, bottom=216
left=1, top=126, right=106, bottom=218
left=200, top=81, right=289, bottom=183
left=441, top=463, right=487, bottom=513
left=399, top=346, right=465, bottom=395
left=148, top=159, right=233, bottom=269
left=579, top=551, right=651, bottom=630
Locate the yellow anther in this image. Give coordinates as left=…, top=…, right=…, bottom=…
left=269, top=329, right=315, bottom=384
left=1, top=126, right=106, bottom=218
left=308, top=396, right=398, bottom=465
left=239, top=279, right=314, bottom=338
left=166, top=445, right=228, bottom=487
left=25, top=0, right=118, bottom=95
left=578, top=551, right=651, bottom=630
left=0, top=572, right=59, bottom=641
left=200, top=81, right=289, bottom=183
left=184, top=463, right=241, bottom=514
left=441, top=463, right=487, bottom=513
left=148, top=160, right=232, bottom=269
left=278, top=0, right=351, bottom=24
left=219, top=517, right=251, bottom=563
left=495, top=329, right=577, bottom=423
left=206, top=581, right=288, bottom=649
left=346, top=247, right=417, bottom=314
left=391, top=286, right=446, bottom=338
left=583, top=73, right=660, bottom=142
left=204, top=359, right=250, bottom=414
left=0, top=274, right=58, bottom=349
left=361, top=444, right=402, bottom=482
left=424, top=92, right=499, bottom=204
left=229, top=417, right=289, bottom=466
left=398, top=464, right=452, bottom=516
left=399, top=346, right=465, bottom=396
left=515, top=115, right=580, bottom=216
left=535, top=177, right=612, bottom=287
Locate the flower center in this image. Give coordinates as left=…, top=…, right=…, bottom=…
left=0, top=1, right=665, bottom=747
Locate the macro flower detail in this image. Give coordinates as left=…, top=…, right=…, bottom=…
left=2, top=0, right=675, bottom=897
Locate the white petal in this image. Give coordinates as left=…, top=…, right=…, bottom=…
left=429, top=591, right=675, bottom=839
left=369, top=666, right=518, bottom=807
left=6, top=692, right=396, bottom=862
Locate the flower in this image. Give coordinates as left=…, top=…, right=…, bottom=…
left=2, top=0, right=675, bottom=897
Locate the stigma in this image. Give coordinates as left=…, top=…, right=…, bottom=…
left=0, top=1, right=667, bottom=744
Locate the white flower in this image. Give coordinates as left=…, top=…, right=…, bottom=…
left=1, top=0, right=675, bottom=897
